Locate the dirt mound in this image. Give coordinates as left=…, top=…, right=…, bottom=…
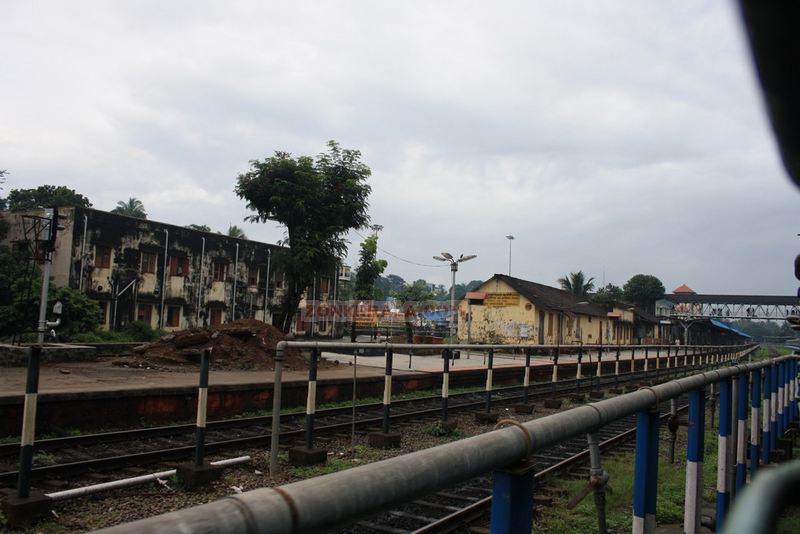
left=132, top=319, right=325, bottom=371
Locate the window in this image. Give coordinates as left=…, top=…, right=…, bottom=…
left=99, top=301, right=109, bottom=325
left=137, top=304, right=152, bottom=324
left=169, top=256, right=190, bottom=277
left=248, top=266, right=258, bottom=286
left=273, top=271, right=284, bottom=288
left=547, top=312, right=553, bottom=336
left=319, top=277, right=330, bottom=295
left=213, top=262, right=227, bottom=282
left=210, top=308, right=223, bottom=326
left=95, top=246, right=112, bottom=269
left=166, top=305, right=181, bottom=327
left=141, top=252, right=158, bottom=274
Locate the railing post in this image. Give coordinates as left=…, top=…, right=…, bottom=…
left=442, top=349, right=451, bottom=424
left=750, top=368, right=761, bottom=479
left=383, top=348, right=393, bottom=433
left=552, top=350, right=559, bottom=385
left=596, top=345, right=603, bottom=378
left=177, top=348, right=224, bottom=488
left=485, top=348, right=494, bottom=413
left=576, top=344, right=583, bottom=381
left=665, top=345, right=671, bottom=370
left=16, top=346, right=41, bottom=500
left=633, top=407, right=660, bottom=534
left=684, top=388, right=706, bottom=534
left=735, top=372, right=748, bottom=493
left=763, top=365, right=772, bottom=465
left=305, top=348, right=319, bottom=449
left=614, top=347, right=620, bottom=381
left=716, top=378, right=731, bottom=531
left=489, top=462, right=535, bottom=534
left=655, top=345, right=660, bottom=374
left=523, top=348, right=531, bottom=404
left=643, top=346, right=649, bottom=374
left=195, top=348, right=211, bottom=466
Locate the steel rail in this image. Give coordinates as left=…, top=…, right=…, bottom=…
left=91, top=345, right=761, bottom=534
left=0, top=365, right=667, bottom=484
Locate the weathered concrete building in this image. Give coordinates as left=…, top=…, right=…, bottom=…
left=2, top=207, right=288, bottom=331
left=458, top=274, right=637, bottom=345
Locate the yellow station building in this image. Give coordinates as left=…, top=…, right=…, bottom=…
left=457, top=274, right=636, bottom=345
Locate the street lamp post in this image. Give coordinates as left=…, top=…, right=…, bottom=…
left=505, top=235, right=514, bottom=276
left=433, top=253, right=477, bottom=340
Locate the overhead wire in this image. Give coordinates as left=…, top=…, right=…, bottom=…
left=351, top=229, right=447, bottom=268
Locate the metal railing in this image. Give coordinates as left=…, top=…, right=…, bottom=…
left=87, top=342, right=798, bottom=534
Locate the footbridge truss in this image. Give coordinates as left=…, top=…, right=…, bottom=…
left=665, top=293, right=800, bottom=321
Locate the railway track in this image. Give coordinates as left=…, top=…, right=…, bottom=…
left=0, top=361, right=712, bottom=487
left=336, top=397, right=689, bottom=534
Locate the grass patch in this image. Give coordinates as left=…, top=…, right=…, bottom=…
left=425, top=421, right=461, bottom=438
left=537, top=418, right=720, bottom=533
left=33, top=451, right=58, bottom=466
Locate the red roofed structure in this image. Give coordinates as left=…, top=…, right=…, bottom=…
left=673, top=284, right=696, bottom=294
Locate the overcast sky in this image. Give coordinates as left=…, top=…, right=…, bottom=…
left=2, top=1, right=798, bottom=295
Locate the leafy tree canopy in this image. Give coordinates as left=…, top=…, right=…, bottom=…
left=353, top=234, right=388, bottom=300
left=226, top=224, right=247, bottom=239
left=7, top=185, right=92, bottom=211
left=623, top=274, right=665, bottom=313
left=186, top=224, right=211, bottom=232
left=557, top=271, right=595, bottom=297
left=592, top=283, right=625, bottom=305
left=111, top=197, right=147, bottom=219
left=235, top=140, right=372, bottom=331
left=395, top=279, right=435, bottom=303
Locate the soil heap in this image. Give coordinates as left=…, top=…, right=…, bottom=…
left=131, top=319, right=323, bottom=371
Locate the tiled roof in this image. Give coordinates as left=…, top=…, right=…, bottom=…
left=491, top=274, right=609, bottom=317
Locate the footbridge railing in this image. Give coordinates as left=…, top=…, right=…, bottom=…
left=94, top=343, right=799, bottom=534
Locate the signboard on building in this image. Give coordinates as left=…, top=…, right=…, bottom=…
left=485, top=293, right=520, bottom=307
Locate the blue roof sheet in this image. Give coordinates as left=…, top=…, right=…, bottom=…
left=710, top=319, right=752, bottom=339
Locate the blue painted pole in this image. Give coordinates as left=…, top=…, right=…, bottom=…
left=632, top=409, right=660, bottom=534
left=684, top=388, right=706, bottom=534
left=750, top=368, right=761, bottom=479
left=735, top=373, right=748, bottom=493
left=489, top=463, right=534, bottom=534
left=762, top=366, right=772, bottom=465
left=770, top=363, right=778, bottom=454
left=792, top=359, right=798, bottom=421
left=716, top=379, right=731, bottom=531
left=777, top=361, right=785, bottom=435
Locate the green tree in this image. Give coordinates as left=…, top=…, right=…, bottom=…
left=226, top=224, right=247, bottom=239
left=0, top=169, right=7, bottom=210
left=111, top=197, right=147, bottom=219
left=186, top=224, right=211, bottom=232
left=235, top=140, right=372, bottom=332
left=623, top=274, right=665, bottom=313
left=592, top=283, right=625, bottom=305
left=353, top=234, right=388, bottom=300
left=7, top=185, right=92, bottom=211
left=557, top=271, right=595, bottom=297
left=395, top=280, right=435, bottom=342
left=376, top=274, right=406, bottom=299
left=0, top=252, right=101, bottom=340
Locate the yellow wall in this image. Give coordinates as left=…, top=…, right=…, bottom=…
left=457, top=278, right=635, bottom=345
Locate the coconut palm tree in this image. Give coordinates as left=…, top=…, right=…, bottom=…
left=111, top=197, right=147, bottom=219
left=227, top=224, right=247, bottom=240
left=557, top=271, right=595, bottom=297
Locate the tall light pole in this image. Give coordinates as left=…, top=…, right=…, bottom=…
left=433, top=253, right=477, bottom=340
left=505, top=235, right=514, bottom=276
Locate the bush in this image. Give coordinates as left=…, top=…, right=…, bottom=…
left=121, top=320, right=161, bottom=342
